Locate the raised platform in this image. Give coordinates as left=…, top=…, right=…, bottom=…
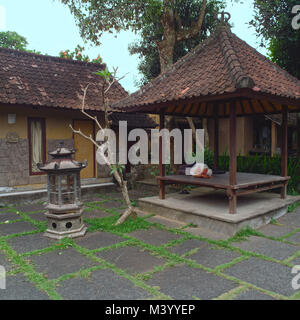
left=157, top=172, right=289, bottom=214
left=139, top=188, right=300, bottom=237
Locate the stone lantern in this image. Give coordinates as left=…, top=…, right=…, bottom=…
left=38, top=143, right=88, bottom=239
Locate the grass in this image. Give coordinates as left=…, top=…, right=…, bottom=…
left=1, top=191, right=300, bottom=300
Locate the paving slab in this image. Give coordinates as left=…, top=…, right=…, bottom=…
left=7, top=233, right=56, bottom=254
left=291, top=257, right=300, bottom=266
left=278, top=210, right=300, bottom=228
left=130, top=227, right=182, bottom=246
left=224, top=257, right=296, bottom=297
left=0, top=211, right=22, bottom=223
left=231, top=236, right=299, bottom=260
left=83, top=209, right=111, bottom=220
left=0, top=252, right=13, bottom=271
left=27, top=212, right=47, bottom=222
left=258, top=223, right=296, bottom=238
left=0, top=221, right=38, bottom=236
left=286, top=232, right=300, bottom=244
left=168, top=239, right=208, bottom=256
left=101, top=200, right=125, bottom=210
left=96, top=246, right=166, bottom=274
left=185, top=245, right=241, bottom=269
left=29, top=248, right=100, bottom=279
left=74, top=231, right=126, bottom=250
left=0, top=274, right=50, bottom=300
left=146, top=265, right=237, bottom=300
left=57, top=269, right=150, bottom=300
left=15, top=203, right=46, bottom=213
left=234, top=289, right=276, bottom=300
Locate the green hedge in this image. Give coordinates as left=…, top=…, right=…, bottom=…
left=205, top=149, right=300, bottom=194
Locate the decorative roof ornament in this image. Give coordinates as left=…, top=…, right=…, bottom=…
left=215, top=11, right=232, bottom=31
left=217, top=11, right=231, bottom=25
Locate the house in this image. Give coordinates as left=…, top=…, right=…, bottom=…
left=0, top=48, right=156, bottom=188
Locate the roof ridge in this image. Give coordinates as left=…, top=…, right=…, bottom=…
left=230, top=32, right=300, bottom=86
left=218, top=26, right=255, bottom=89
left=0, top=46, right=106, bottom=69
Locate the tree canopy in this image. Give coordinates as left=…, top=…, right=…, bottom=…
left=0, top=31, right=28, bottom=51
left=61, top=0, right=225, bottom=73
left=129, top=0, right=224, bottom=85
left=250, top=0, right=300, bottom=79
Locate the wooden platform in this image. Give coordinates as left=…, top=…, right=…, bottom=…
left=157, top=172, right=289, bottom=214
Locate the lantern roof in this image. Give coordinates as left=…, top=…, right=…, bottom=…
left=38, top=143, right=87, bottom=172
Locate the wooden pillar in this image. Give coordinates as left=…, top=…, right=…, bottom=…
left=271, top=122, right=277, bottom=157
left=159, top=110, right=165, bottom=199
left=281, top=105, right=288, bottom=199
left=214, top=104, right=219, bottom=170
left=229, top=101, right=237, bottom=214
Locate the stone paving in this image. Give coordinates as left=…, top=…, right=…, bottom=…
left=0, top=188, right=300, bottom=300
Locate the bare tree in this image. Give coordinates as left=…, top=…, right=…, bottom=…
left=70, top=68, right=135, bottom=225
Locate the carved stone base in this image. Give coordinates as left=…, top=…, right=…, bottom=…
left=44, top=210, right=87, bottom=240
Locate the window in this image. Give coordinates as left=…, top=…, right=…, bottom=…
left=28, top=118, right=46, bottom=175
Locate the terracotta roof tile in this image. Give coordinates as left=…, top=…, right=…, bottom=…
left=0, top=47, right=127, bottom=110
left=112, top=25, right=300, bottom=111
left=0, top=48, right=156, bottom=128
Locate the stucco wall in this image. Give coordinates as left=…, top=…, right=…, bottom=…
left=0, top=104, right=107, bottom=187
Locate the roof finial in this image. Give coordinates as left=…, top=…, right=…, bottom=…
left=217, top=11, right=231, bottom=25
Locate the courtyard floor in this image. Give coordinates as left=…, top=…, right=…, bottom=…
left=0, top=188, right=300, bottom=300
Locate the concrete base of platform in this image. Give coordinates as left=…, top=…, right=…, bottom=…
left=0, top=181, right=117, bottom=206
left=139, top=188, right=300, bottom=237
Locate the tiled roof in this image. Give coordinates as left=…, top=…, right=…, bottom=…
left=0, top=47, right=156, bottom=128
left=112, top=24, right=300, bottom=113
left=110, top=112, right=157, bottom=128
left=0, top=47, right=127, bottom=110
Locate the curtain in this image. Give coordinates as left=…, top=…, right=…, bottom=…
left=31, top=120, right=43, bottom=173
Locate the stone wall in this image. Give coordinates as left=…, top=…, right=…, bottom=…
left=0, top=138, right=29, bottom=187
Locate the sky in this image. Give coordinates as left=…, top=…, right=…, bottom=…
left=0, top=0, right=266, bottom=93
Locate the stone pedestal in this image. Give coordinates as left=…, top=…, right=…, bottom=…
left=44, top=210, right=87, bottom=240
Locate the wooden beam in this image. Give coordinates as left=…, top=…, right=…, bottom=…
left=281, top=105, right=288, bottom=199
left=159, top=110, right=166, bottom=199
left=229, top=101, right=237, bottom=214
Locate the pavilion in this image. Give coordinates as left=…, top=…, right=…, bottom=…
left=113, top=13, right=300, bottom=215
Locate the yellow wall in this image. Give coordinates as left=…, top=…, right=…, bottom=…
left=0, top=104, right=96, bottom=141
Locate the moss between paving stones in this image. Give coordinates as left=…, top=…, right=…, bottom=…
left=1, top=195, right=300, bottom=300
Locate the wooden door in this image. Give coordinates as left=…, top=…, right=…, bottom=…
left=73, top=120, right=95, bottom=179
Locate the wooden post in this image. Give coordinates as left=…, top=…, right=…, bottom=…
left=271, top=122, right=277, bottom=157
left=159, top=110, right=166, bottom=199
left=281, top=105, right=288, bottom=199
left=214, top=104, right=219, bottom=170
left=229, top=101, right=237, bottom=214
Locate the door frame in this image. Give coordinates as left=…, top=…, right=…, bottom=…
left=28, top=117, right=46, bottom=176
left=72, top=119, right=96, bottom=178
